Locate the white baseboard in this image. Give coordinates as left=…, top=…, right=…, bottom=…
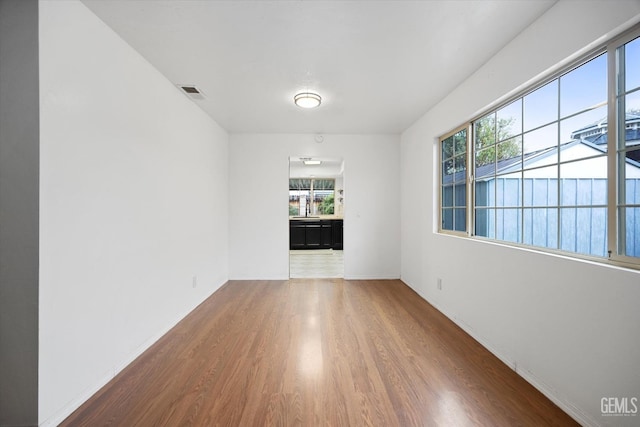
left=409, top=283, right=594, bottom=427
left=40, top=369, right=113, bottom=427
left=228, top=275, right=290, bottom=280
left=40, top=281, right=227, bottom=426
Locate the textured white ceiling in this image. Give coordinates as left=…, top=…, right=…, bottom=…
left=81, top=0, right=556, bottom=134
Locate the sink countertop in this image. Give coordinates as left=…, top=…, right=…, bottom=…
left=289, top=215, right=343, bottom=220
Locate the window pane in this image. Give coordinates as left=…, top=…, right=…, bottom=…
left=560, top=105, right=608, bottom=161
left=626, top=176, right=640, bottom=205
left=623, top=207, right=640, bottom=257
left=475, top=179, right=495, bottom=207
left=289, top=190, right=305, bottom=216
left=314, top=179, right=334, bottom=190
left=442, top=136, right=454, bottom=160
left=475, top=113, right=496, bottom=150
left=442, top=208, right=453, bottom=230
left=454, top=154, right=466, bottom=179
left=442, top=185, right=453, bottom=208
left=442, top=160, right=454, bottom=182
left=523, top=208, right=558, bottom=249
left=454, top=208, right=466, bottom=232
left=625, top=36, right=640, bottom=92
left=313, top=189, right=334, bottom=215
left=560, top=207, right=607, bottom=256
left=560, top=158, right=607, bottom=206
left=625, top=146, right=640, bottom=164
left=475, top=208, right=495, bottom=238
left=290, top=178, right=311, bottom=190
left=496, top=208, right=521, bottom=243
left=523, top=167, right=557, bottom=207
left=289, top=189, right=310, bottom=216
left=523, top=123, right=558, bottom=168
left=560, top=53, right=607, bottom=118
left=622, top=90, right=640, bottom=149
left=496, top=177, right=521, bottom=207
left=475, top=147, right=496, bottom=178
left=496, top=136, right=522, bottom=166
left=454, top=130, right=467, bottom=155
left=454, top=182, right=466, bottom=207
left=524, top=80, right=558, bottom=131
left=497, top=99, right=522, bottom=142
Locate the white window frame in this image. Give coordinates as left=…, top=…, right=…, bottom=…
left=438, top=124, right=472, bottom=236
left=608, top=25, right=640, bottom=267
left=437, top=23, right=640, bottom=270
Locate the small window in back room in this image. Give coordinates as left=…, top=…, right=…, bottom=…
left=289, top=178, right=335, bottom=216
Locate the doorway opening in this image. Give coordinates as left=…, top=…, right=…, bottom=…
left=288, top=157, right=344, bottom=278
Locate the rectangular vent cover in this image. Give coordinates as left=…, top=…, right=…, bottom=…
left=181, top=86, right=200, bottom=94
left=177, top=84, right=205, bottom=100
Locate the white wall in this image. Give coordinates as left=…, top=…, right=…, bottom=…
left=229, top=134, right=400, bottom=280
left=38, top=1, right=229, bottom=425
left=401, top=2, right=640, bottom=426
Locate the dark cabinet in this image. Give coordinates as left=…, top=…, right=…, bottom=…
left=306, top=222, right=322, bottom=248
left=331, top=219, right=343, bottom=250
left=289, top=221, right=307, bottom=249
left=320, top=222, right=333, bottom=249
left=289, top=219, right=343, bottom=250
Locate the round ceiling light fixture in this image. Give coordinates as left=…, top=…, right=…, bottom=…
left=294, top=92, right=322, bottom=109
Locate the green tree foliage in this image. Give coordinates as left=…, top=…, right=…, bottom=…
left=442, top=130, right=467, bottom=176
left=441, top=130, right=467, bottom=161
left=474, top=114, right=522, bottom=167
left=319, top=193, right=335, bottom=215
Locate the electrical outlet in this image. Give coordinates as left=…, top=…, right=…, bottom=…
left=437, top=278, right=442, bottom=291
left=192, top=276, right=197, bottom=288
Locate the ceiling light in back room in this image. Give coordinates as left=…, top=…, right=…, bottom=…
left=294, top=92, right=321, bottom=109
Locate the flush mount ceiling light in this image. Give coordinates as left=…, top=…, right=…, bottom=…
left=294, top=92, right=322, bottom=109
left=304, top=160, right=322, bottom=165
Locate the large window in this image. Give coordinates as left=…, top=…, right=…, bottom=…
left=438, top=25, right=640, bottom=268
left=616, top=34, right=640, bottom=259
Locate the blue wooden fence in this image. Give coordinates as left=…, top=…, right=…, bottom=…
left=474, top=178, right=640, bottom=257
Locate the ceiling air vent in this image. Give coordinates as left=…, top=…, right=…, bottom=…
left=177, top=84, right=205, bottom=100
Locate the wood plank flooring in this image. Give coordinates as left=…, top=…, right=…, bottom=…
left=61, top=279, right=578, bottom=426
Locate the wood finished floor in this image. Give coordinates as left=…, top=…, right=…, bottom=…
left=62, top=279, right=578, bottom=426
